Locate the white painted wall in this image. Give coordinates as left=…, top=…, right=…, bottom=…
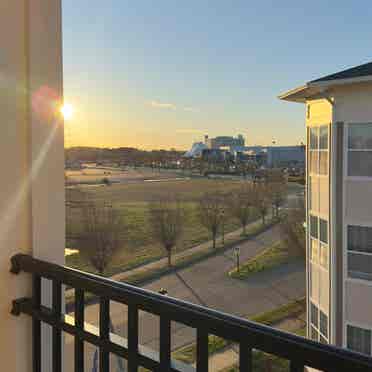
left=333, top=82, right=372, bottom=346
left=0, top=1, right=64, bottom=371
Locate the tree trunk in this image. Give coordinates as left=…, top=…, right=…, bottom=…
left=212, top=232, right=216, bottom=249
left=167, top=250, right=172, bottom=267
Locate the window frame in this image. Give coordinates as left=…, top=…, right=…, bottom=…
left=308, top=125, right=329, bottom=177
left=310, top=301, right=329, bottom=343
left=346, top=323, right=372, bottom=356
left=347, top=224, right=372, bottom=282
left=309, top=214, right=329, bottom=270
left=346, top=123, right=372, bottom=180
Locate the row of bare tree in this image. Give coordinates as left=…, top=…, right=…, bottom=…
left=76, top=180, right=306, bottom=276
left=148, top=171, right=292, bottom=267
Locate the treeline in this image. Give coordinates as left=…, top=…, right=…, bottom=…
left=65, top=146, right=184, bottom=166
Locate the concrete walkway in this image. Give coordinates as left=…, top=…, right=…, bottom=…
left=65, top=216, right=271, bottom=303
left=63, top=225, right=306, bottom=372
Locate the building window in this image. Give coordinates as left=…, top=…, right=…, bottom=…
left=347, top=225, right=372, bottom=281
left=308, top=125, right=328, bottom=176
left=320, top=310, right=328, bottom=338
left=347, top=325, right=371, bottom=355
left=310, top=215, right=328, bottom=269
left=310, top=302, right=328, bottom=343
left=319, top=218, right=328, bottom=244
left=310, top=215, right=318, bottom=239
left=348, top=123, right=372, bottom=177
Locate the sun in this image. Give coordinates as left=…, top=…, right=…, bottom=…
left=60, top=103, right=74, bottom=120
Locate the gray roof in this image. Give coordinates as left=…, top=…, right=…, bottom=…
left=311, top=61, right=372, bottom=83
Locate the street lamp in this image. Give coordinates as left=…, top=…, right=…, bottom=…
left=221, top=209, right=225, bottom=247
left=234, top=246, right=241, bottom=273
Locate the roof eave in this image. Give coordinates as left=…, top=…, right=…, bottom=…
left=279, top=75, right=372, bottom=103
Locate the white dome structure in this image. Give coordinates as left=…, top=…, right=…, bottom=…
left=184, top=142, right=208, bottom=158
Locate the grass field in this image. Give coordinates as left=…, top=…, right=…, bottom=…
left=66, top=178, right=252, bottom=275
left=172, top=298, right=306, bottom=366
left=229, top=241, right=291, bottom=279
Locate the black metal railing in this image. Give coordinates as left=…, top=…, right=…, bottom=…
left=10, top=254, right=372, bottom=372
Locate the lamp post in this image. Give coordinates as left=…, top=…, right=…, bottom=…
left=221, top=209, right=225, bottom=247
left=234, top=246, right=241, bottom=273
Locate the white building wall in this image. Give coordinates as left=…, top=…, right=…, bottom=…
left=332, top=83, right=372, bottom=346
left=0, top=1, right=64, bottom=371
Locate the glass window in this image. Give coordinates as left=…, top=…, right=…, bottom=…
left=348, top=123, right=372, bottom=150
left=348, top=252, right=372, bottom=281
left=319, top=219, right=328, bottom=244
left=320, top=311, right=328, bottom=338
left=348, top=151, right=372, bottom=177
left=310, top=215, right=318, bottom=239
left=310, top=302, right=318, bottom=328
left=319, top=151, right=328, bottom=175
left=311, top=239, right=319, bottom=263
left=309, top=151, right=318, bottom=174
left=347, top=325, right=371, bottom=355
left=320, top=243, right=328, bottom=269
left=348, top=225, right=372, bottom=254
left=310, top=127, right=318, bottom=150
left=311, top=326, right=319, bottom=341
left=319, top=125, right=328, bottom=150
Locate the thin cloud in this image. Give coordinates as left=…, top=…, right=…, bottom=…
left=148, top=100, right=199, bottom=113
left=149, top=100, right=177, bottom=110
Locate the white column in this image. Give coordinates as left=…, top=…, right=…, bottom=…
left=0, top=1, right=64, bottom=371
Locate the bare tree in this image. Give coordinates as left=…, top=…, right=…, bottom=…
left=228, top=184, right=254, bottom=235
left=268, top=181, right=287, bottom=218
left=79, top=199, right=124, bottom=275
left=149, top=196, right=185, bottom=267
left=252, top=184, right=271, bottom=225
left=279, top=198, right=306, bottom=258
left=78, top=197, right=126, bottom=372
left=198, top=192, right=225, bottom=249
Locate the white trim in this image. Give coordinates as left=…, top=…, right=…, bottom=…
left=346, top=277, right=372, bottom=288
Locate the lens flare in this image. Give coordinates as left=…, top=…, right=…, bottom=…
left=60, top=103, right=74, bottom=120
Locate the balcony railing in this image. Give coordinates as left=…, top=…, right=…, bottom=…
left=10, top=254, right=372, bottom=372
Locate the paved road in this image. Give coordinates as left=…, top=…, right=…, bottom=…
left=64, top=225, right=305, bottom=371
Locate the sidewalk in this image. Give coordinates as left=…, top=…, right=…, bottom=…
left=65, top=216, right=271, bottom=301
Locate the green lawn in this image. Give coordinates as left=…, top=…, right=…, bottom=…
left=229, top=241, right=291, bottom=279
left=172, top=298, right=306, bottom=365
left=66, top=179, right=254, bottom=276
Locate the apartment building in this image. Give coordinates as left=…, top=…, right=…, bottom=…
left=279, top=61, right=372, bottom=355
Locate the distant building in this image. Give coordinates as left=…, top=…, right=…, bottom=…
left=201, top=148, right=233, bottom=162
left=205, top=134, right=245, bottom=150
left=183, top=142, right=208, bottom=158
left=232, top=145, right=305, bottom=168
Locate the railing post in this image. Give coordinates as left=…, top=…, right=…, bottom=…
left=99, top=298, right=110, bottom=372
left=52, top=281, right=62, bottom=372
left=33, top=275, right=41, bottom=372
left=160, top=316, right=171, bottom=371
left=196, top=329, right=209, bottom=372
left=239, top=342, right=252, bottom=372
left=128, top=305, right=139, bottom=372
left=74, top=289, right=85, bottom=372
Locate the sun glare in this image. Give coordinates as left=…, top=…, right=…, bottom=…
left=61, top=103, right=74, bottom=120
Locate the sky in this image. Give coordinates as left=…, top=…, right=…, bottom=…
left=62, top=0, right=372, bottom=150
